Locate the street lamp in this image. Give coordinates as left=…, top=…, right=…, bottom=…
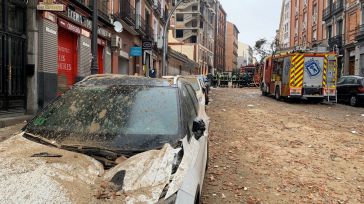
left=162, top=0, right=192, bottom=76
left=91, top=0, right=99, bottom=75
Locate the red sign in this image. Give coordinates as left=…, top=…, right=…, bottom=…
left=58, top=19, right=81, bottom=34
left=58, top=27, right=78, bottom=93
left=97, top=38, right=106, bottom=46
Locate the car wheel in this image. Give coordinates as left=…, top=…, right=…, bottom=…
left=350, top=95, right=358, bottom=107
left=275, top=87, right=281, bottom=100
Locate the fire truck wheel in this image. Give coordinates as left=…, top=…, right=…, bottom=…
left=275, top=87, right=281, bottom=100
left=350, top=95, right=358, bottom=107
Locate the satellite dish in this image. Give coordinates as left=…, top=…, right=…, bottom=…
left=113, top=21, right=123, bottom=33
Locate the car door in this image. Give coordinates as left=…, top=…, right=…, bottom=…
left=336, top=77, right=347, bottom=101
left=184, top=84, right=208, bottom=189
left=346, top=77, right=358, bottom=101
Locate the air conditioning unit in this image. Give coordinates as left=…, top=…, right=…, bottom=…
left=111, top=35, right=122, bottom=48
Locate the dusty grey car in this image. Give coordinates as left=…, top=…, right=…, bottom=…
left=0, top=75, right=209, bottom=204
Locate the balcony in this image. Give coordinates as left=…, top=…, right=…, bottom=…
left=154, top=1, right=162, bottom=16
left=118, top=0, right=136, bottom=26
left=145, top=0, right=154, bottom=6
left=146, top=25, right=154, bottom=40
left=328, top=35, right=343, bottom=48
left=135, top=14, right=146, bottom=35
left=74, top=0, right=110, bottom=22
left=356, top=25, right=364, bottom=41
left=323, top=0, right=344, bottom=21
left=97, top=0, right=109, bottom=21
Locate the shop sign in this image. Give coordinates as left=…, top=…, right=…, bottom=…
left=120, top=50, right=129, bottom=59
left=37, top=0, right=65, bottom=11
left=98, top=38, right=106, bottom=46
left=142, top=40, right=153, bottom=50
left=130, top=47, right=142, bottom=57
left=98, top=27, right=112, bottom=39
left=81, top=29, right=91, bottom=38
left=45, top=27, right=57, bottom=35
left=44, top=11, right=57, bottom=22
left=58, top=19, right=81, bottom=34
left=67, top=7, right=92, bottom=30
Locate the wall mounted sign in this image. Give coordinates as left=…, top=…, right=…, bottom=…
left=58, top=19, right=81, bottom=34
left=130, top=47, right=143, bottom=57
left=142, top=40, right=153, bottom=50
left=67, top=7, right=92, bottom=30
left=37, top=0, right=65, bottom=11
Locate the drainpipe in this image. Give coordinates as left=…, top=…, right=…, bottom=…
left=91, top=0, right=99, bottom=75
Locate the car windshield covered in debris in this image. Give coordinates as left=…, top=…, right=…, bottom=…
left=25, top=77, right=180, bottom=152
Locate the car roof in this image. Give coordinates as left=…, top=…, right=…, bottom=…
left=78, top=74, right=176, bottom=87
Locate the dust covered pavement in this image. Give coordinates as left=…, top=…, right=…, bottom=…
left=202, top=88, right=364, bottom=204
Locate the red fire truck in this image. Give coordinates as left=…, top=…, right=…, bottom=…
left=261, top=51, right=338, bottom=101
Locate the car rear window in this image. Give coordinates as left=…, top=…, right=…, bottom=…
left=360, top=79, right=364, bottom=86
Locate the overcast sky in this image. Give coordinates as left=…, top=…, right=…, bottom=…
left=220, top=0, right=281, bottom=47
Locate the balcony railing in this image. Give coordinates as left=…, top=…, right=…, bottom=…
left=328, top=35, right=343, bottom=48
left=322, top=0, right=344, bottom=21
left=75, top=0, right=109, bottom=21
left=97, top=0, right=109, bottom=21
left=356, top=25, right=364, bottom=41
left=146, top=25, right=154, bottom=40
left=118, top=0, right=136, bottom=26
left=135, top=14, right=146, bottom=35
left=154, top=1, right=162, bottom=16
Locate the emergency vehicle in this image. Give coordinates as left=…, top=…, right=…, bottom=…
left=261, top=51, right=338, bottom=101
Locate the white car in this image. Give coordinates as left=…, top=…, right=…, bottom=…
left=0, top=75, right=209, bottom=204
left=163, top=75, right=208, bottom=108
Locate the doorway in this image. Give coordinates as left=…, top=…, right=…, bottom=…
left=0, top=0, right=27, bottom=113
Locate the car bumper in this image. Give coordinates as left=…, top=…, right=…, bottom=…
left=357, top=94, right=364, bottom=103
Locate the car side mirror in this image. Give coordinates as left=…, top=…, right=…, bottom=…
left=192, top=118, right=206, bottom=140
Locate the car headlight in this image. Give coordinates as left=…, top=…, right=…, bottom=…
left=157, top=193, right=177, bottom=204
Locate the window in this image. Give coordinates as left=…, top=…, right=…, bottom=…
left=26, top=85, right=180, bottom=151
left=181, top=85, right=197, bottom=140
left=176, top=29, right=183, bottom=38
left=185, top=84, right=199, bottom=113
left=8, top=2, right=25, bottom=33
left=0, top=0, right=2, bottom=30
left=192, top=5, right=198, bottom=11
left=313, top=30, right=317, bottom=40
left=327, top=25, right=332, bottom=38
left=176, top=13, right=183, bottom=22
left=337, top=20, right=343, bottom=35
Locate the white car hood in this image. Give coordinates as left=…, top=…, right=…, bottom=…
left=0, top=134, right=177, bottom=203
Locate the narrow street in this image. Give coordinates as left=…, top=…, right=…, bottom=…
left=202, top=88, right=364, bottom=204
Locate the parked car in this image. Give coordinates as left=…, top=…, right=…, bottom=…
left=196, top=75, right=210, bottom=105
left=0, top=75, right=209, bottom=204
left=164, top=75, right=209, bottom=106
left=337, top=75, right=364, bottom=106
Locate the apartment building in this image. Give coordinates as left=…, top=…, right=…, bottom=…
left=214, top=1, right=227, bottom=73
left=278, top=0, right=292, bottom=48
left=237, top=42, right=253, bottom=67
left=279, top=0, right=364, bottom=77
left=169, top=0, right=216, bottom=75
left=226, top=22, right=239, bottom=72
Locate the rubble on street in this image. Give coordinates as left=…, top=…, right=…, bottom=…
left=202, top=88, right=364, bottom=204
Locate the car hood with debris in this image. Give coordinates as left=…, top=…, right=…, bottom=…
left=0, top=133, right=183, bottom=203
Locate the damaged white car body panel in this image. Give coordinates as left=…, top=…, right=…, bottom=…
left=0, top=135, right=182, bottom=203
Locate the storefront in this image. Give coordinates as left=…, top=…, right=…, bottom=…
left=37, top=2, right=113, bottom=107
left=0, top=0, right=27, bottom=113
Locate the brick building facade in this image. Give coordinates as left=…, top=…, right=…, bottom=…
left=225, top=21, right=239, bottom=72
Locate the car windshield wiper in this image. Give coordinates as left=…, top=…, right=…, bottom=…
left=23, top=132, right=61, bottom=148
left=60, top=145, right=119, bottom=161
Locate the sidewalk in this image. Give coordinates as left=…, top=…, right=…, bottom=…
left=0, top=122, right=25, bottom=143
